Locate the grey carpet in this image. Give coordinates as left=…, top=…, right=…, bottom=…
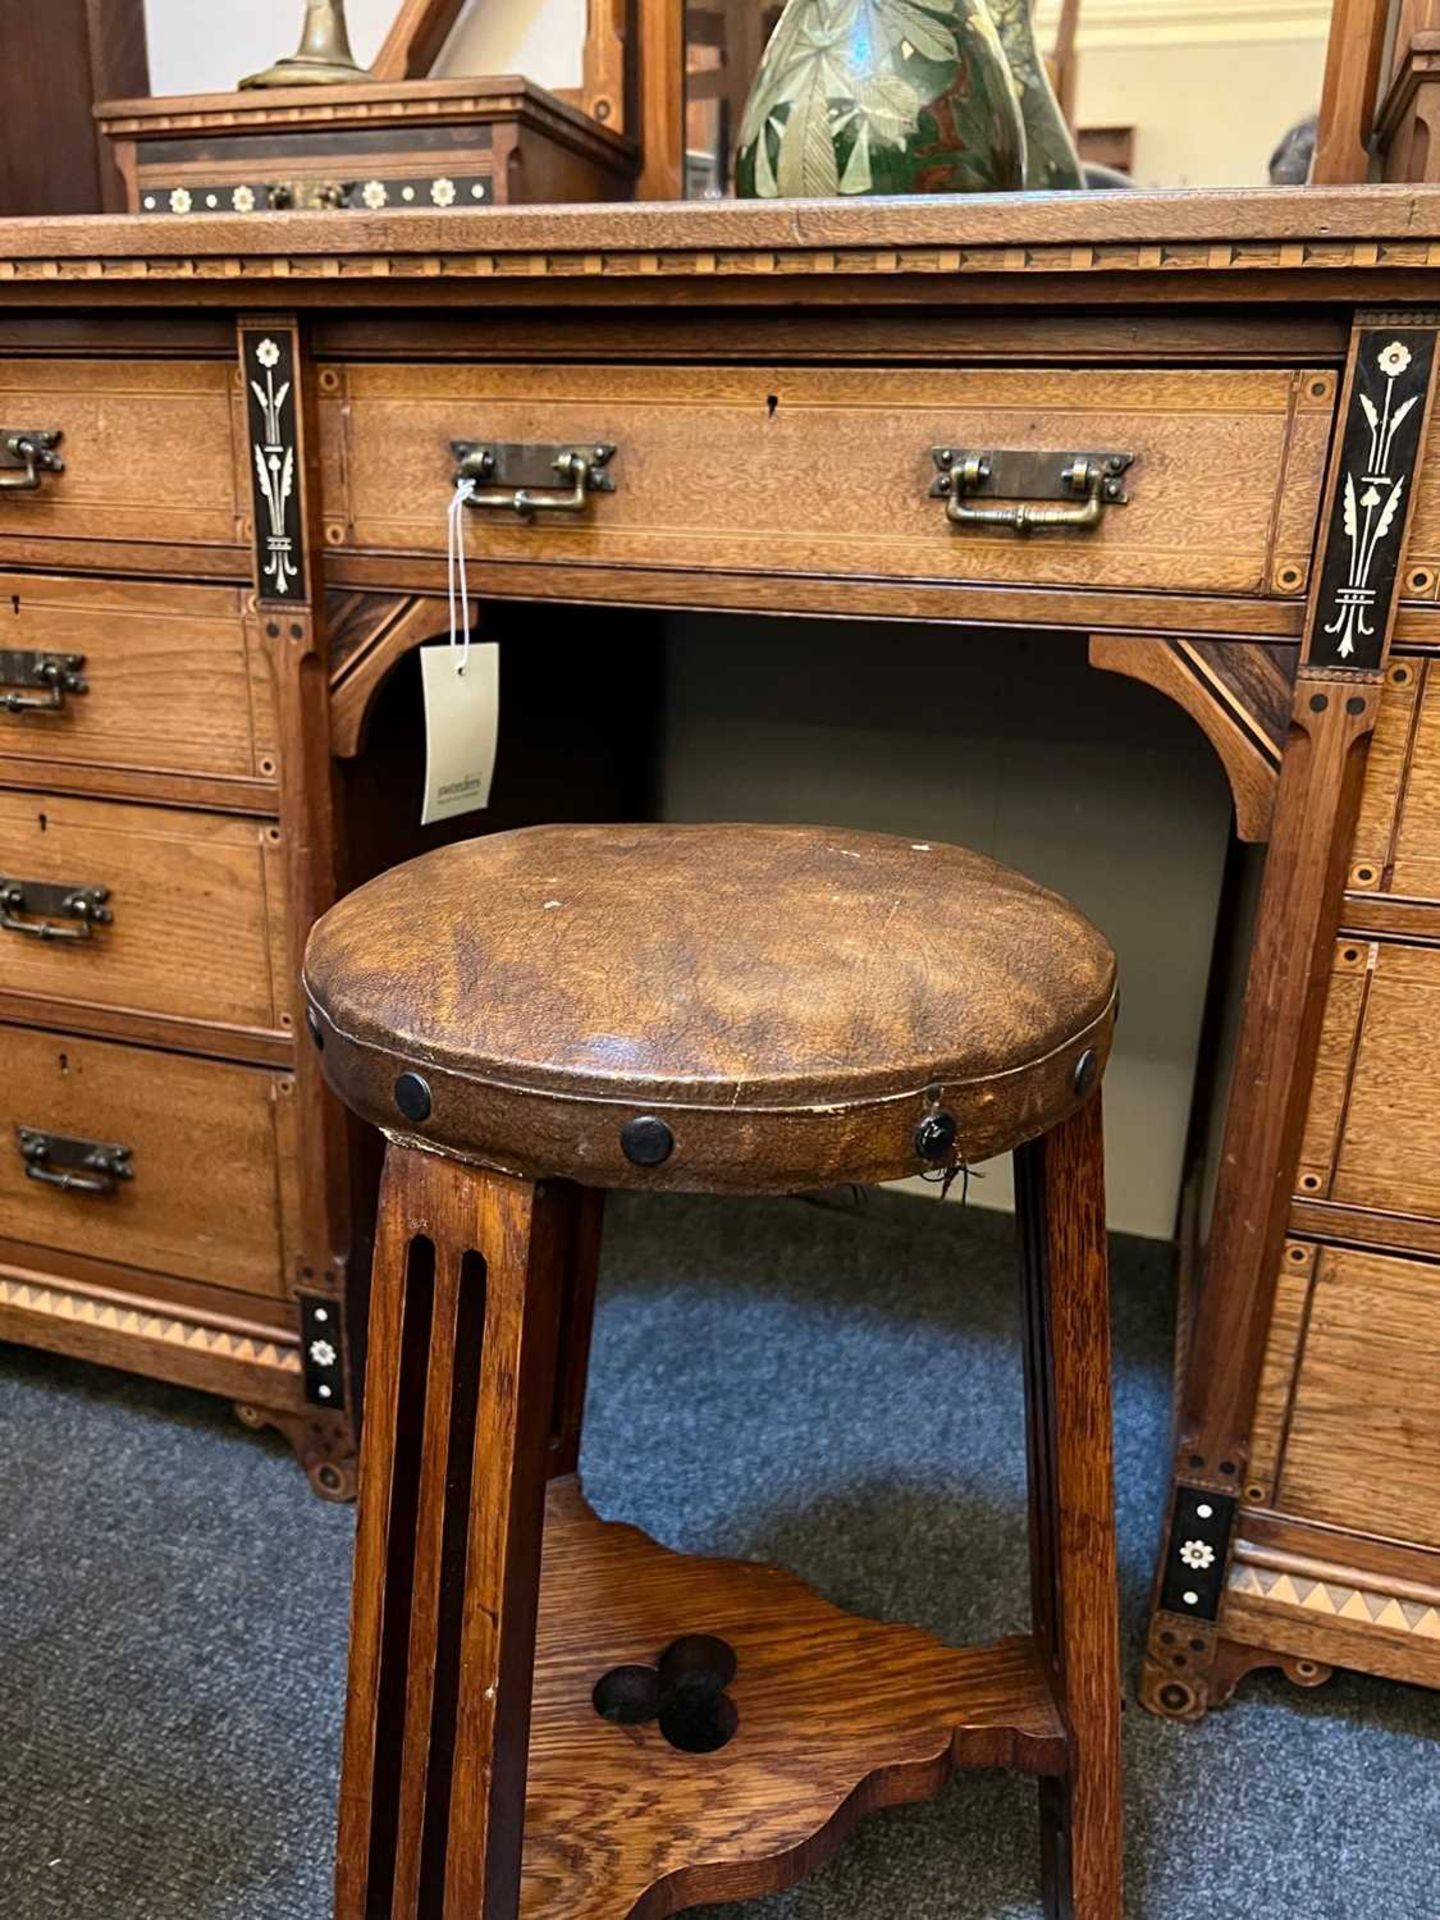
left=0, top=1190, right=1436, bottom=1919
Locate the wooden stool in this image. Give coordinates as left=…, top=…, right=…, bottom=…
left=304, top=822, right=1123, bottom=1920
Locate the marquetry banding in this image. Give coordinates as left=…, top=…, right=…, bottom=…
left=1229, top=1562, right=1440, bottom=1641
left=0, top=1274, right=300, bottom=1372
left=7, top=237, right=1440, bottom=288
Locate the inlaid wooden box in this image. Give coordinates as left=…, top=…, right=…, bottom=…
left=96, top=75, right=637, bottom=217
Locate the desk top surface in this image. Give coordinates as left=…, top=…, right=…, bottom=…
left=0, top=185, right=1437, bottom=306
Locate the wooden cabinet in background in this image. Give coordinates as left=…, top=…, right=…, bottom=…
left=96, top=76, right=637, bottom=219
left=0, top=0, right=147, bottom=215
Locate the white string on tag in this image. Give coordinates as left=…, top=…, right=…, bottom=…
left=446, top=476, right=477, bottom=675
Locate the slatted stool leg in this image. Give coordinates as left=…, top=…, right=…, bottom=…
left=336, top=1145, right=571, bottom=1920
left=1015, top=1092, right=1124, bottom=1920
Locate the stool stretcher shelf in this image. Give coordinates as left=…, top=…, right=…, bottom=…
left=521, top=1477, right=1067, bottom=1918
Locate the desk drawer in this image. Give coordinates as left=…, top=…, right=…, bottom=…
left=1264, top=1242, right=1440, bottom=1552
left=0, top=1025, right=298, bottom=1298
left=0, top=792, right=289, bottom=1036
left=320, top=362, right=1335, bottom=600
left=0, top=359, right=244, bottom=561
left=1350, top=657, right=1440, bottom=906
left=1298, top=937, right=1440, bottom=1217
left=0, top=575, right=275, bottom=782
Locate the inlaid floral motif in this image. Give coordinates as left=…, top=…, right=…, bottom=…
left=249, top=335, right=298, bottom=597
left=1324, top=339, right=1423, bottom=660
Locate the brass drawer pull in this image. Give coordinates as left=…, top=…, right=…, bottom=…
left=0, top=875, right=112, bottom=941
left=16, top=1125, right=133, bottom=1195
left=0, top=648, right=87, bottom=714
left=931, top=447, right=1133, bottom=534
left=0, top=429, right=64, bottom=493
left=451, top=441, right=616, bottom=517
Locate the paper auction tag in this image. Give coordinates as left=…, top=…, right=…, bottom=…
left=420, top=640, right=499, bottom=825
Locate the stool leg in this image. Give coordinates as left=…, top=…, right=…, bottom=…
left=546, top=1187, right=604, bottom=1480
left=1014, top=1093, right=1123, bottom=1920
left=336, top=1145, right=568, bottom=1920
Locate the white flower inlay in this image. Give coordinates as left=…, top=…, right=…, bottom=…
left=1324, top=334, right=1423, bottom=661
left=431, top=176, right=457, bottom=207
left=169, top=187, right=192, bottom=214
left=361, top=178, right=388, bottom=210
left=232, top=185, right=256, bottom=213
left=1179, top=1539, right=1215, bottom=1571
left=248, top=338, right=297, bottom=594
left=309, top=1338, right=337, bottom=1369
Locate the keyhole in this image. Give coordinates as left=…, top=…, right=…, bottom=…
left=58, top=1052, right=68, bottom=1074
left=37, top=811, right=47, bottom=833
left=10, top=594, right=18, bottom=615
left=766, top=393, right=779, bottom=418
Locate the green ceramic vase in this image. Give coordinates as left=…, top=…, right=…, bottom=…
left=735, top=0, right=1026, bottom=199
left=985, top=0, right=1084, bottom=189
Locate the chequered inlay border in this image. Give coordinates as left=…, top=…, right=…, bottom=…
left=8, top=237, right=1440, bottom=285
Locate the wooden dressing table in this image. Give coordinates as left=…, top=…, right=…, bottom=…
left=1, top=188, right=1439, bottom=1723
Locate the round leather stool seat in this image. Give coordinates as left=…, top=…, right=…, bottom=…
left=303, top=822, right=1116, bottom=1193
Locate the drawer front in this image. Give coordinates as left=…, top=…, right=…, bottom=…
left=0, top=1026, right=299, bottom=1297
left=1264, top=1241, right=1440, bottom=1551
left=0, top=359, right=244, bottom=558
left=319, top=362, right=1335, bottom=599
left=0, top=792, right=289, bottom=1033
left=1298, top=937, right=1440, bottom=1216
left=1350, top=656, right=1440, bottom=905
left=0, top=574, right=275, bottom=781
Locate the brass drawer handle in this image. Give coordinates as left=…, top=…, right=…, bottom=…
left=0, top=429, right=64, bottom=493
left=451, top=441, right=616, bottom=518
left=0, top=875, right=112, bottom=941
left=16, top=1126, right=133, bottom=1195
left=931, top=447, right=1133, bottom=534
left=0, top=647, right=87, bottom=714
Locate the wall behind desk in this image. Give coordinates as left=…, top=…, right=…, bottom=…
left=143, top=0, right=584, bottom=96
left=144, top=0, right=1326, bottom=190
left=658, top=618, right=1233, bottom=1240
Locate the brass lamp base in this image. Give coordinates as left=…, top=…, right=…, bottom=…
left=240, top=54, right=372, bottom=89
left=239, top=0, right=373, bottom=90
